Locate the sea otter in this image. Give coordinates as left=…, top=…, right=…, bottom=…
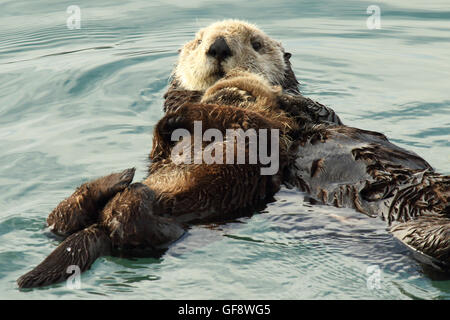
left=162, top=20, right=450, bottom=268
left=17, top=20, right=450, bottom=288
left=17, top=69, right=306, bottom=288
left=163, top=20, right=341, bottom=124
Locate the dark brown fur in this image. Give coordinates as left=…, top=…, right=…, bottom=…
left=285, top=122, right=450, bottom=268
left=17, top=74, right=296, bottom=288
left=47, top=168, right=135, bottom=237
left=18, top=23, right=450, bottom=287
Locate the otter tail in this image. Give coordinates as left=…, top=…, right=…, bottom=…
left=17, top=224, right=111, bottom=288
left=391, top=216, right=450, bottom=270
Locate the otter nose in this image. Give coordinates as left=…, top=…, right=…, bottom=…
left=207, top=37, right=232, bottom=61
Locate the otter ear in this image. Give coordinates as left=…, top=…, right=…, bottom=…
left=280, top=51, right=300, bottom=94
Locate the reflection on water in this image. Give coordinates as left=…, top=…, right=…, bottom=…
left=0, top=0, right=449, bottom=299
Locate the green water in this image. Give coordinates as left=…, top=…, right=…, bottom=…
left=0, top=0, right=449, bottom=299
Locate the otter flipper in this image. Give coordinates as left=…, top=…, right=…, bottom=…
left=17, top=224, right=111, bottom=288
left=391, top=217, right=450, bottom=270
left=47, top=168, right=136, bottom=237
left=100, top=183, right=186, bottom=250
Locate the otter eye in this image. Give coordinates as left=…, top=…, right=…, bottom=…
left=251, top=41, right=262, bottom=51
left=197, top=39, right=202, bottom=45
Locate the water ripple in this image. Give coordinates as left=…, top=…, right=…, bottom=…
left=1, top=0, right=449, bottom=300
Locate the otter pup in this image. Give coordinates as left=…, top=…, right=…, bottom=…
left=17, top=71, right=299, bottom=288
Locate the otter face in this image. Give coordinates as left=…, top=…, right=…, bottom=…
left=174, top=20, right=292, bottom=91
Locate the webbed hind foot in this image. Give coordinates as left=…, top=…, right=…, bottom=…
left=47, top=168, right=136, bottom=237
left=100, top=182, right=185, bottom=251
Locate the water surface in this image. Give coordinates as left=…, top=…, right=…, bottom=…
left=0, top=0, right=449, bottom=299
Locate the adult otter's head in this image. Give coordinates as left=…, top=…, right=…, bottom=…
left=173, top=20, right=299, bottom=93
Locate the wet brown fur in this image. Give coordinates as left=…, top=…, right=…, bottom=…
left=18, top=69, right=296, bottom=288
left=18, top=20, right=450, bottom=288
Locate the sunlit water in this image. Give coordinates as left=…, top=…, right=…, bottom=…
left=0, top=0, right=449, bottom=299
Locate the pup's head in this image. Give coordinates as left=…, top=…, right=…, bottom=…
left=173, top=20, right=299, bottom=93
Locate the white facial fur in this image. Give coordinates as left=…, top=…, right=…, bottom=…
left=174, top=20, right=287, bottom=91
